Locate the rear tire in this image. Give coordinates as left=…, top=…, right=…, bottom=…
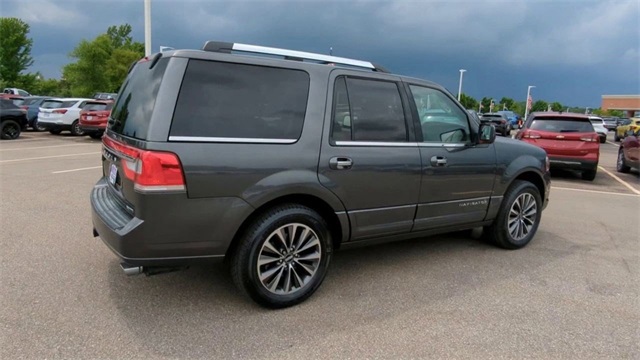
left=616, top=150, right=630, bottom=173
left=614, top=132, right=620, bottom=142
left=49, top=129, right=61, bottom=135
left=70, top=120, right=84, bottom=136
left=485, top=180, right=542, bottom=250
left=89, top=132, right=103, bottom=139
left=230, top=204, right=332, bottom=308
left=0, top=120, right=21, bottom=140
left=582, top=169, right=597, bottom=181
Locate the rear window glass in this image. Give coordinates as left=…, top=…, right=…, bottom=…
left=23, top=98, right=43, bottom=106
left=530, top=118, right=594, bottom=133
left=170, top=59, right=310, bottom=141
left=41, top=100, right=63, bottom=109
left=12, top=99, right=24, bottom=106
left=109, top=58, right=169, bottom=139
left=83, top=102, right=109, bottom=111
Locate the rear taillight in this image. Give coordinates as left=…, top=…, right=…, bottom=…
left=580, top=135, right=599, bottom=142
left=102, top=137, right=185, bottom=193
left=523, top=131, right=541, bottom=139
left=53, top=109, right=68, bottom=114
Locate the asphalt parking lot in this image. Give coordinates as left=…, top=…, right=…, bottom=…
left=1, top=131, right=638, bottom=359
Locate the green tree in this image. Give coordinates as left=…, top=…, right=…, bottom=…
left=480, top=97, right=497, bottom=112
left=63, top=24, right=144, bottom=97
left=531, top=100, right=548, bottom=112
left=459, top=93, right=478, bottom=110
left=0, top=17, right=34, bottom=85
left=550, top=101, right=563, bottom=112
left=499, top=97, right=515, bottom=110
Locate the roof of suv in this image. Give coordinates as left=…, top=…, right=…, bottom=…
left=159, top=41, right=444, bottom=90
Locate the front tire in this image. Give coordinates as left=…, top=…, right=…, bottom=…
left=616, top=150, right=630, bottom=173
left=49, top=129, right=61, bottom=135
left=485, top=180, right=542, bottom=249
left=70, top=120, right=84, bottom=136
left=230, top=204, right=332, bottom=308
left=0, top=120, right=21, bottom=140
left=582, top=169, right=597, bottom=181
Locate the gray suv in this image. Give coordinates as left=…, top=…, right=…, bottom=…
left=91, top=41, right=551, bottom=308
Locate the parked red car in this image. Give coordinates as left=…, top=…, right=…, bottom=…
left=617, top=128, right=639, bottom=173
left=516, top=112, right=600, bottom=181
left=79, top=100, right=113, bottom=139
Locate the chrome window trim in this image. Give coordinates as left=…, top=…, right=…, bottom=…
left=334, top=141, right=417, bottom=147
left=417, top=142, right=467, bottom=148
left=168, top=136, right=297, bottom=144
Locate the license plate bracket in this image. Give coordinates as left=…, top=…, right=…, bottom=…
left=109, top=164, right=118, bottom=185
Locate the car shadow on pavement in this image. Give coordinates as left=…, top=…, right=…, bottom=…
left=105, top=229, right=581, bottom=358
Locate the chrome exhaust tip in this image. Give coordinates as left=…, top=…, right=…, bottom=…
left=120, top=263, right=143, bottom=276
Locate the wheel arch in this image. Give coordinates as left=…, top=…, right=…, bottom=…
left=225, top=192, right=350, bottom=259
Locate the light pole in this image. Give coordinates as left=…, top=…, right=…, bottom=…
left=144, top=0, right=151, bottom=57
left=523, top=85, right=535, bottom=121
left=585, top=107, right=591, bottom=115
left=457, top=69, right=466, bottom=102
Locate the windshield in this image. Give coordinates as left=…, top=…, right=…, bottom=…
left=530, top=118, right=594, bottom=133
left=108, top=58, right=169, bottom=139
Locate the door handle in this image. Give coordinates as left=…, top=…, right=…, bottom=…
left=430, top=156, right=447, bottom=167
left=329, top=157, right=353, bottom=170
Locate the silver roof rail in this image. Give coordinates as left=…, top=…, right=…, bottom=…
left=202, top=41, right=389, bottom=73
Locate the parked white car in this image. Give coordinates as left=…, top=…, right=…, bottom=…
left=37, top=98, right=93, bottom=135
left=3, top=88, right=31, bottom=96
left=589, top=116, right=608, bottom=144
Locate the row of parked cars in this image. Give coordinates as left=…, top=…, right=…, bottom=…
left=0, top=92, right=116, bottom=140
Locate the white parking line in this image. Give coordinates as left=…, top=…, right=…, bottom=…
left=0, top=143, right=97, bottom=152
left=598, top=166, right=640, bottom=195
left=0, top=152, right=101, bottom=164
left=606, top=141, right=620, bottom=147
left=52, top=166, right=102, bottom=174
left=552, top=186, right=639, bottom=197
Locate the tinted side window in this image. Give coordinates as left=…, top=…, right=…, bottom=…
left=170, top=60, right=310, bottom=141
left=409, top=85, right=470, bottom=143
left=331, top=77, right=352, bottom=141
left=339, top=77, right=407, bottom=142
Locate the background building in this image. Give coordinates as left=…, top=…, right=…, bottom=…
left=601, top=95, right=640, bottom=117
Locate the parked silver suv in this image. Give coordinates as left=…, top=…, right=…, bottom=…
left=91, top=41, right=551, bottom=308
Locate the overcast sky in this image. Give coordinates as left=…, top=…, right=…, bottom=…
left=3, top=0, right=639, bottom=107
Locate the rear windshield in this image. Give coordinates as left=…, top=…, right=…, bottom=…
left=530, top=118, right=594, bottom=133
left=108, top=58, right=169, bottom=139
left=23, top=98, right=43, bottom=106
left=41, top=100, right=63, bottom=109
left=169, top=59, right=310, bottom=141
left=12, top=99, right=24, bottom=106
left=83, top=102, right=111, bottom=111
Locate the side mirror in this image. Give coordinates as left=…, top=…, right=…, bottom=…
left=479, top=123, right=496, bottom=144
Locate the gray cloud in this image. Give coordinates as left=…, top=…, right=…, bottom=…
left=2, top=0, right=639, bottom=106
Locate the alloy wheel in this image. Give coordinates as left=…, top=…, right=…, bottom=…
left=2, top=123, right=20, bottom=139
left=507, top=193, right=537, bottom=241
left=257, top=223, right=321, bottom=295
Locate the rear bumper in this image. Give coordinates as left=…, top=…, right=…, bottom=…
left=90, top=178, right=254, bottom=266
left=549, top=157, right=598, bottom=171
left=38, top=121, right=71, bottom=132
left=79, top=124, right=106, bottom=133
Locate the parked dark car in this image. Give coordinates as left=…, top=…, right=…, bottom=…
left=516, top=112, right=599, bottom=181
left=91, top=41, right=551, bottom=308
left=602, top=117, right=619, bottom=131
left=20, top=96, right=50, bottom=131
left=617, top=128, right=639, bottom=173
left=480, top=112, right=512, bottom=136
left=0, top=99, right=28, bottom=140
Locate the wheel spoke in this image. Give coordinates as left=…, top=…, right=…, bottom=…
left=262, top=241, right=281, bottom=256
left=258, top=254, right=281, bottom=266
left=260, top=264, right=282, bottom=281
left=297, top=252, right=321, bottom=261
left=283, top=264, right=293, bottom=293
left=294, top=259, right=316, bottom=276
left=294, top=227, right=310, bottom=251
left=296, top=236, right=320, bottom=254
left=287, top=224, right=297, bottom=249
left=291, top=265, right=305, bottom=288
left=268, top=266, right=285, bottom=292
left=273, top=228, right=288, bottom=249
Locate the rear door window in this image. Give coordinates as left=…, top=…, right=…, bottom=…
left=170, top=60, right=310, bottom=141
left=530, top=118, right=594, bottom=132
